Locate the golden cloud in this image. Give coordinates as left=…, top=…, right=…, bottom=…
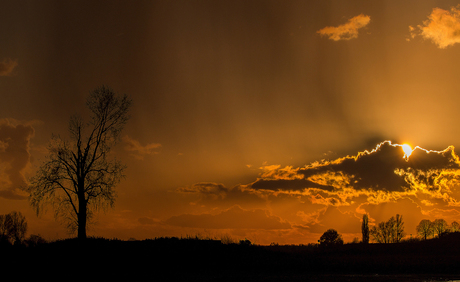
left=410, top=6, right=460, bottom=48
left=259, top=165, right=304, bottom=180
left=317, top=14, right=371, bottom=41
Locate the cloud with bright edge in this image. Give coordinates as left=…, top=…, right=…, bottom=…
left=123, top=135, right=161, bottom=160
left=171, top=141, right=460, bottom=241
left=409, top=5, right=460, bottom=48
left=0, top=58, right=17, bottom=76
left=317, top=14, right=371, bottom=41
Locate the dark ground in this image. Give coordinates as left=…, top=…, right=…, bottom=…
left=3, top=233, right=460, bottom=281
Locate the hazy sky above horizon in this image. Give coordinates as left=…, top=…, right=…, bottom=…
left=2, top=0, right=460, bottom=244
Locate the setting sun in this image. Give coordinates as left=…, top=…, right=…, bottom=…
left=402, top=144, right=413, bottom=159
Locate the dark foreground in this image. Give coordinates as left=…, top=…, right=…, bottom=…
left=3, top=234, right=460, bottom=281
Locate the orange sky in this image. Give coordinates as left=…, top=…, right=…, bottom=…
left=2, top=1, right=460, bottom=245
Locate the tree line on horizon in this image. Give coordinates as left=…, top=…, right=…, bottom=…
left=1, top=208, right=459, bottom=247
left=319, top=214, right=460, bottom=247
left=416, top=218, right=459, bottom=240
left=320, top=214, right=406, bottom=247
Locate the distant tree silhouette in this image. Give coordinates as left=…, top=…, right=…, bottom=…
left=29, top=86, right=131, bottom=239
left=451, top=221, right=460, bottom=232
left=319, top=229, right=343, bottom=247
left=0, top=211, right=27, bottom=245
left=394, top=214, right=405, bottom=242
left=433, top=219, right=448, bottom=237
left=239, top=239, right=252, bottom=246
left=25, top=234, right=46, bottom=247
left=361, top=213, right=369, bottom=244
left=370, top=221, right=388, bottom=243
left=416, top=219, right=433, bottom=240
left=370, top=214, right=405, bottom=243
left=0, top=214, right=10, bottom=245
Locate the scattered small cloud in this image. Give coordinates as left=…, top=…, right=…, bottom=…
left=409, top=5, right=460, bottom=48
left=123, top=135, right=161, bottom=160
left=317, top=14, right=371, bottom=41
left=0, top=58, right=18, bottom=76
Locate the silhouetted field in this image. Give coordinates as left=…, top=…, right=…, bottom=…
left=2, top=234, right=460, bottom=281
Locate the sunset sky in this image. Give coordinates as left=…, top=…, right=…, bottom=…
left=2, top=0, right=460, bottom=244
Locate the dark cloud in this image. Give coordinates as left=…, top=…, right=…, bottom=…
left=176, top=182, right=228, bottom=199
left=174, top=141, right=460, bottom=242
left=164, top=205, right=291, bottom=230
left=0, top=58, right=17, bottom=76
left=175, top=182, right=266, bottom=209
left=0, top=119, right=35, bottom=199
left=250, top=141, right=460, bottom=193
left=251, top=178, right=331, bottom=191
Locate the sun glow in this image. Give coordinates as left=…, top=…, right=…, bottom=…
left=402, top=144, right=413, bottom=159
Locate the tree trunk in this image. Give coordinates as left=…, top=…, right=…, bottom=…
left=77, top=192, right=87, bottom=240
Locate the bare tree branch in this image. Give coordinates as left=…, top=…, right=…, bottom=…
left=28, top=86, right=131, bottom=239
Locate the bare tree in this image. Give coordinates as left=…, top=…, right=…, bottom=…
left=416, top=219, right=433, bottom=240
left=0, top=214, right=11, bottom=244
left=451, top=221, right=460, bottom=232
left=369, top=224, right=382, bottom=243
left=29, top=86, right=131, bottom=239
left=394, top=214, right=405, bottom=243
left=371, top=220, right=391, bottom=243
left=361, top=213, right=369, bottom=244
left=433, top=219, right=448, bottom=237
left=370, top=214, right=405, bottom=243
left=9, top=211, right=27, bottom=244
left=0, top=211, right=27, bottom=245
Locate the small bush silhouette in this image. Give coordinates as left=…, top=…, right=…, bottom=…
left=239, top=239, right=252, bottom=246
left=319, top=229, right=343, bottom=247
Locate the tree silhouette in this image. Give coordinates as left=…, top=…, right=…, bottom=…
left=370, top=221, right=389, bottom=243
left=370, top=214, right=405, bottom=243
left=0, top=211, right=27, bottom=245
left=319, top=229, right=343, bottom=247
left=433, top=219, right=448, bottom=237
left=416, top=219, right=433, bottom=240
left=361, top=213, right=369, bottom=244
left=29, top=86, right=131, bottom=239
left=394, top=214, right=405, bottom=243
left=451, top=221, right=460, bottom=232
